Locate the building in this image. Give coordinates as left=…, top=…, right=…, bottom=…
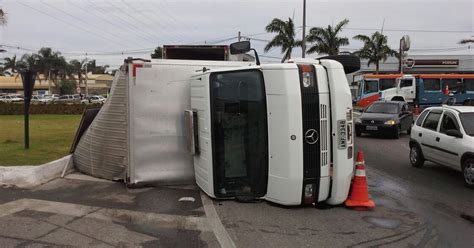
left=0, top=73, right=113, bottom=95
left=349, top=54, right=474, bottom=83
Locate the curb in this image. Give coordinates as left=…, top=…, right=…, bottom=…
left=0, top=155, right=74, bottom=189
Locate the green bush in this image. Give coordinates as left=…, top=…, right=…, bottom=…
left=0, top=102, right=102, bottom=115
left=59, top=80, right=77, bottom=95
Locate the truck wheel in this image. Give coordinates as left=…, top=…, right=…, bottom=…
left=462, top=158, right=474, bottom=188
left=410, top=144, right=424, bottom=168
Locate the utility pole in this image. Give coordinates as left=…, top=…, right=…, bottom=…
left=84, top=57, right=89, bottom=96
left=302, top=0, right=306, bottom=58
left=238, top=31, right=241, bottom=42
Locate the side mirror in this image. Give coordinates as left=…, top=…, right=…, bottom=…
left=230, top=41, right=251, bottom=55
left=445, top=129, right=463, bottom=138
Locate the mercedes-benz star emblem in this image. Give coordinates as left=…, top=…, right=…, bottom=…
left=304, top=129, right=319, bottom=145
left=371, top=120, right=375, bottom=124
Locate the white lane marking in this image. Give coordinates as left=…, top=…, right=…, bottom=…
left=200, top=192, right=236, bottom=248
left=178, top=197, right=196, bottom=202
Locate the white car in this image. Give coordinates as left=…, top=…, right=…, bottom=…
left=0, top=95, right=23, bottom=103
left=31, top=95, right=51, bottom=104
left=81, top=95, right=106, bottom=104
left=409, top=105, right=474, bottom=187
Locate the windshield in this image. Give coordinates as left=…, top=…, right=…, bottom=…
left=365, top=103, right=399, bottom=114
left=459, top=113, right=474, bottom=136
left=210, top=69, right=268, bottom=198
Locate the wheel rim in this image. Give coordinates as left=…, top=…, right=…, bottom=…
left=410, top=147, right=418, bottom=164
left=464, top=161, right=474, bottom=185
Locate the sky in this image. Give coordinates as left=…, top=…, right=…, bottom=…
left=0, top=0, right=472, bottom=69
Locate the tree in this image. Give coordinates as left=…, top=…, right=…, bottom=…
left=353, top=32, right=398, bottom=74
left=306, top=19, right=350, bottom=56
left=151, top=47, right=163, bottom=59
left=58, top=80, right=76, bottom=95
left=264, top=18, right=302, bottom=63
left=69, top=59, right=85, bottom=85
left=3, top=55, right=20, bottom=73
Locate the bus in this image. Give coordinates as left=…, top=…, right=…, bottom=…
left=355, top=74, right=400, bottom=107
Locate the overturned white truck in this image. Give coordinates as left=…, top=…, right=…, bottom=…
left=73, top=42, right=360, bottom=206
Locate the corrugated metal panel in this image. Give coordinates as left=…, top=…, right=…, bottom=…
left=73, top=70, right=128, bottom=180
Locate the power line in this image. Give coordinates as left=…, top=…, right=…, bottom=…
left=40, top=0, right=146, bottom=49
left=66, top=0, right=149, bottom=48
left=16, top=1, right=129, bottom=49
left=86, top=0, right=158, bottom=46
left=307, top=25, right=472, bottom=33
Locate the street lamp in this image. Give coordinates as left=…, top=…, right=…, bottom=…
left=20, top=70, right=37, bottom=149
left=399, top=35, right=410, bottom=74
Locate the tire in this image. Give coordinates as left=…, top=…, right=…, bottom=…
left=410, top=144, right=425, bottom=168
left=462, top=158, right=474, bottom=188
left=392, top=126, right=400, bottom=139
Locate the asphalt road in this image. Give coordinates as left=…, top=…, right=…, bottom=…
left=214, top=133, right=473, bottom=248
left=0, top=134, right=472, bottom=247
left=356, top=133, right=474, bottom=247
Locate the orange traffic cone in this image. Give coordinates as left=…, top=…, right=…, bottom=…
left=345, top=151, right=375, bottom=209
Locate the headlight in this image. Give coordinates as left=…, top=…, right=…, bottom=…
left=384, top=120, right=396, bottom=125
left=355, top=118, right=362, bottom=123
left=302, top=71, right=314, bottom=87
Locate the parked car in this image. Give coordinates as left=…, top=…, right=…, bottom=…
left=44, top=94, right=60, bottom=101
left=54, top=95, right=81, bottom=104
left=31, top=95, right=51, bottom=104
left=81, top=95, right=106, bottom=104
left=355, top=101, right=414, bottom=138
left=0, top=95, right=23, bottom=103
left=409, top=106, right=474, bottom=187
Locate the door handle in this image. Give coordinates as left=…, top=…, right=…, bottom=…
left=436, top=137, right=440, bottom=142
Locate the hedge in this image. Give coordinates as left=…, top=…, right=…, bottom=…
left=0, top=103, right=102, bottom=115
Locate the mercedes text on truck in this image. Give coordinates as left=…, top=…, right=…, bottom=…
left=186, top=41, right=360, bottom=206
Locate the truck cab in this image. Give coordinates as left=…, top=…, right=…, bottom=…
left=381, top=74, right=416, bottom=103
left=188, top=57, right=356, bottom=206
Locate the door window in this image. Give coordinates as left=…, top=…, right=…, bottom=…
left=422, top=111, right=442, bottom=131
left=363, top=80, right=378, bottom=94
left=400, top=79, right=413, bottom=88
left=379, top=78, right=396, bottom=90
left=439, top=112, right=460, bottom=134
left=423, top=78, right=441, bottom=91
left=416, top=110, right=430, bottom=126
left=210, top=69, right=268, bottom=198
left=464, top=78, right=474, bottom=91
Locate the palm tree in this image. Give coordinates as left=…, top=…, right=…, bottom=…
left=306, top=19, right=350, bottom=55
left=264, top=18, right=302, bottom=63
left=69, top=59, right=85, bottom=85
left=353, top=32, right=398, bottom=74
left=3, top=55, right=19, bottom=73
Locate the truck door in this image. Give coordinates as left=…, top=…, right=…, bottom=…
left=398, top=77, right=416, bottom=102
left=192, top=68, right=269, bottom=199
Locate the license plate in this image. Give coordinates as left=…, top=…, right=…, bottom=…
left=366, top=126, right=378, bottom=131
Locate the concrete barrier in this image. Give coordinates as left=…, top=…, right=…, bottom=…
left=0, top=155, right=74, bottom=189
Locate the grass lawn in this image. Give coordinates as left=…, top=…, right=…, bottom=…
left=0, top=115, right=81, bottom=165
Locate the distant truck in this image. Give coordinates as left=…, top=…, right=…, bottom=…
left=380, top=74, right=474, bottom=106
